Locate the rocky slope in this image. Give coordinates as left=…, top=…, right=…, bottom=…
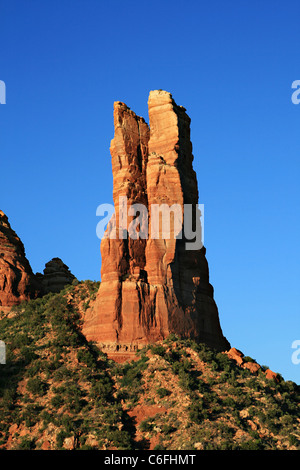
left=0, top=282, right=298, bottom=450
left=83, top=91, right=229, bottom=358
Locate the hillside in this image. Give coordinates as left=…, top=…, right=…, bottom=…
left=0, top=281, right=299, bottom=451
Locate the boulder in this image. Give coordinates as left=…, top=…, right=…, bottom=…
left=265, top=368, right=280, bottom=382
left=226, top=347, right=244, bottom=366
left=243, top=361, right=261, bottom=374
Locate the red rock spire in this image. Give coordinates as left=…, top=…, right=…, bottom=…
left=0, top=210, right=41, bottom=308
left=83, top=91, right=230, bottom=359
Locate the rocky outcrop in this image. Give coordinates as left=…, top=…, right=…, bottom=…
left=265, top=369, right=280, bottom=382
left=83, top=90, right=230, bottom=359
left=226, top=347, right=244, bottom=366
left=225, top=347, right=280, bottom=381
left=0, top=210, right=41, bottom=308
left=37, top=257, right=76, bottom=294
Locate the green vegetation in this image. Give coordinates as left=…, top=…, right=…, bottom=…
left=0, top=282, right=299, bottom=450
left=0, top=281, right=133, bottom=450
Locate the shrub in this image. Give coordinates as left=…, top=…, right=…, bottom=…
left=222, top=396, right=237, bottom=408
left=150, top=345, right=166, bottom=357
left=2, top=388, right=16, bottom=410
left=161, top=423, right=176, bottom=434
left=51, top=395, right=64, bottom=409
left=189, top=399, right=207, bottom=424
left=25, top=360, right=46, bottom=377
left=165, top=350, right=181, bottom=363
left=140, top=419, right=154, bottom=432
left=239, top=438, right=265, bottom=450
left=56, top=430, right=70, bottom=449
left=26, top=377, right=48, bottom=396
left=178, top=369, right=199, bottom=391
left=21, top=404, right=42, bottom=427
left=107, top=429, right=132, bottom=450
left=17, top=436, right=36, bottom=450
left=154, top=443, right=166, bottom=450
left=243, top=356, right=256, bottom=363
left=41, top=411, right=54, bottom=426
left=121, top=366, right=142, bottom=387
left=90, top=375, right=113, bottom=403
left=77, top=349, right=97, bottom=369
left=53, top=366, right=72, bottom=380
left=157, top=387, right=171, bottom=399
left=120, top=356, right=148, bottom=390
left=288, top=434, right=299, bottom=447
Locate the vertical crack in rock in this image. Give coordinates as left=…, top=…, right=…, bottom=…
left=83, top=91, right=230, bottom=360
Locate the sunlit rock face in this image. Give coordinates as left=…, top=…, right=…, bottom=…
left=0, top=210, right=41, bottom=308
left=83, top=91, right=230, bottom=360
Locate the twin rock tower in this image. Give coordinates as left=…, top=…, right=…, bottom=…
left=83, top=90, right=230, bottom=360
left=0, top=90, right=229, bottom=362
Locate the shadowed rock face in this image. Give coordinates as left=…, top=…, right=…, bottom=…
left=83, top=91, right=230, bottom=358
left=36, top=257, right=76, bottom=294
left=0, top=211, right=41, bottom=307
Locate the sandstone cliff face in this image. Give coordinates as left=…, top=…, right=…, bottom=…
left=0, top=211, right=41, bottom=308
left=36, top=257, right=76, bottom=294
left=83, top=91, right=230, bottom=358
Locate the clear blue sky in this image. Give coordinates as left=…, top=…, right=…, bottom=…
left=0, top=0, right=299, bottom=384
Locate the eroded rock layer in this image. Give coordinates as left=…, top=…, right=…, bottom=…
left=83, top=91, right=230, bottom=358
left=0, top=211, right=41, bottom=308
